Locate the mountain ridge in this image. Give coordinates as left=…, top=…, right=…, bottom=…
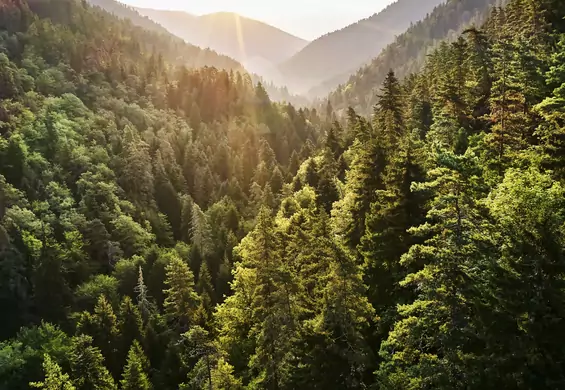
left=277, top=0, right=447, bottom=94
left=327, top=0, right=503, bottom=113
left=85, top=0, right=243, bottom=70
left=135, top=7, right=308, bottom=76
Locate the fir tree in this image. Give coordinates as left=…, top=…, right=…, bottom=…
left=163, top=253, right=200, bottom=332
left=120, top=341, right=152, bottom=390
left=30, top=354, right=75, bottom=390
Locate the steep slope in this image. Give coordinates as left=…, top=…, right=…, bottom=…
left=87, top=0, right=168, bottom=34
left=136, top=8, right=308, bottom=75
left=327, top=0, right=501, bottom=113
left=0, top=0, right=325, bottom=364
left=278, top=0, right=446, bottom=93
left=84, top=0, right=242, bottom=70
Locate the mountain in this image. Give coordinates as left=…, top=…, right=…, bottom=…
left=277, top=0, right=446, bottom=94
left=87, top=0, right=168, bottom=34
left=85, top=0, right=243, bottom=70
left=327, top=0, right=502, bottom=113
left=135, top=8, right=309, bottom=75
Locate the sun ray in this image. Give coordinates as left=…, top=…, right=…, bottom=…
left=233, top=13, right=247, bottom=63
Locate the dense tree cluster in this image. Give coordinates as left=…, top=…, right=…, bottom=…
left=2, top=0, right=565, bottom=389
left=0, top=1, right=324, bottom=388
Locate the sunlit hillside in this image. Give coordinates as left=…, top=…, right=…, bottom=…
left=136, top=8, right=309, bottom=76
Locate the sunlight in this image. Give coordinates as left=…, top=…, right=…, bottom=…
left=233, top=13, right=247, bottom=63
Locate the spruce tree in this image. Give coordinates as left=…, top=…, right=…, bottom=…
left=377, top=150, right=491, bottom=389
left=69, top=335, right=117, bottom=390
left=30, top=354, right=75, bottom=390
left=216, top=206, right=296, bottom=388
left=163, top=253, right=200, bottom=332
left=120, top=341, right=152, bottom=390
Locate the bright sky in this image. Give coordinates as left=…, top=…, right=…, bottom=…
left=119, top=0, right=397, bottom=40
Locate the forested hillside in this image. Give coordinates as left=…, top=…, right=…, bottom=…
left=0, top=0, right=325, bottom=388
left=3, top=0, right=565, bottom=389
left=326, top=0, right=502, bottom=112
left=278, top=0, right=445, bottom=94
left=84, top=0, right=243, bottom=70
left=87, top=0, right=169, bottom=34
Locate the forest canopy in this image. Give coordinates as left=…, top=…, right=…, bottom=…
left=2, top=0, right=565, bottom=389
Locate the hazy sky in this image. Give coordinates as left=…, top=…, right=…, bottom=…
left=119, top=0, right=397, bottom=40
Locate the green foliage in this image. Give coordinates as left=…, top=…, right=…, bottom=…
left=69, top=335, right=116, bottom=390
left=2, top=0, right=565, bottom=389
left=29, top=354, right=75, bottom=390
left=163, top=253, right=200, bottom=331
left=120, top=341, right=152, bottom=390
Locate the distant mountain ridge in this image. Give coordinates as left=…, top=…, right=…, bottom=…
left=85, top=0, right=243, bottom=70
left=277, top=0, right=447, bottom=94
left=328, top=0, right=502, bottom=114
left=135, top=8, right=309, bottom=76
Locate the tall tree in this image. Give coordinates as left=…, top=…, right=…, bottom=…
left=163, top=252, right=200, bottom=332
left=30, top=354, right=75, bottom=390
left=120, top=341, right=152, bottom=390
left=69, top=335, right=116, bottom=390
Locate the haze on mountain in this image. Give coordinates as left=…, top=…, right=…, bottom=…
left=278, top=0, right=447, bottom=94
left=326, top=0, right=503, bottom=113
left=135, top=8, right=309, bottom=76
left=86, top=0, right=243, bottom=70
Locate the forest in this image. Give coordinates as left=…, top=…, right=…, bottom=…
left=1, top=0, right=565, bottom=389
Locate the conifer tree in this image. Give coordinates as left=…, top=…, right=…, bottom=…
left=484, top=37, right=529, bottom=179
left=76, top=295, right=120, bottom=377
left=374, top=70, right=406, bottom=150
left=195, top=261, right=215, bottom=328
left=118, top=296, right=145, bottom=369
left=535, top=34, right=565, bottom=177
left=69, top=335, right=117, bottom=390
left=482, top=168, right=565, bottom=387
left=134, top=266, right=153, bottom=322
left=294, top=212, right=375, bottom=388
left=120, top=341, right=152, bottom=390
left=30, top=354, right=75, bottom=390
left=360, top=130, right=426, bottom=339
left=216, top=206, right=296, bottom=389
left=377, top=150, right=491, bottom=389
left=163, top=253, right=200, bottom=332
left=332, top=115, right=382, bottom=249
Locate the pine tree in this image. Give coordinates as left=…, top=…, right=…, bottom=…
left=216, top=206, right=296, bottom=388
left=196, top=261, right=215, bottom=328
left=315, top=149, right=340, bottom=214
left=69, top=335, right=117, bottom=390
left=292, top=212, right=375, bottom=389
left=30, top=354, right=75, bottom=390
left=76, top=295, right=120, bottom=378
left=535, top=34, right=565, bottom=177
left=120, top=341, right=152, bottom=390
left=163, top=253, right=200, bottom=332
left=134, top=266, right=153, bottom=322
left=331, top=115, right=382, bottom=249
left=190, top=203, right=212, bottom=258
left=118, top=296, right=145, bottom=370
left=288, top=150, right=301, bottom=176
left=484, top=37, right=529, bottom=180
left=270, top=166, right=284, bottom=194
left=182, top=326, right=217, bottom=390
left=360, top=130, right=426, bottom=340
left=481, top=168, right=565, bottom=387
left=377, top=150, right=491, bottom=389
left=374, top=70, right=405, bottom=150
